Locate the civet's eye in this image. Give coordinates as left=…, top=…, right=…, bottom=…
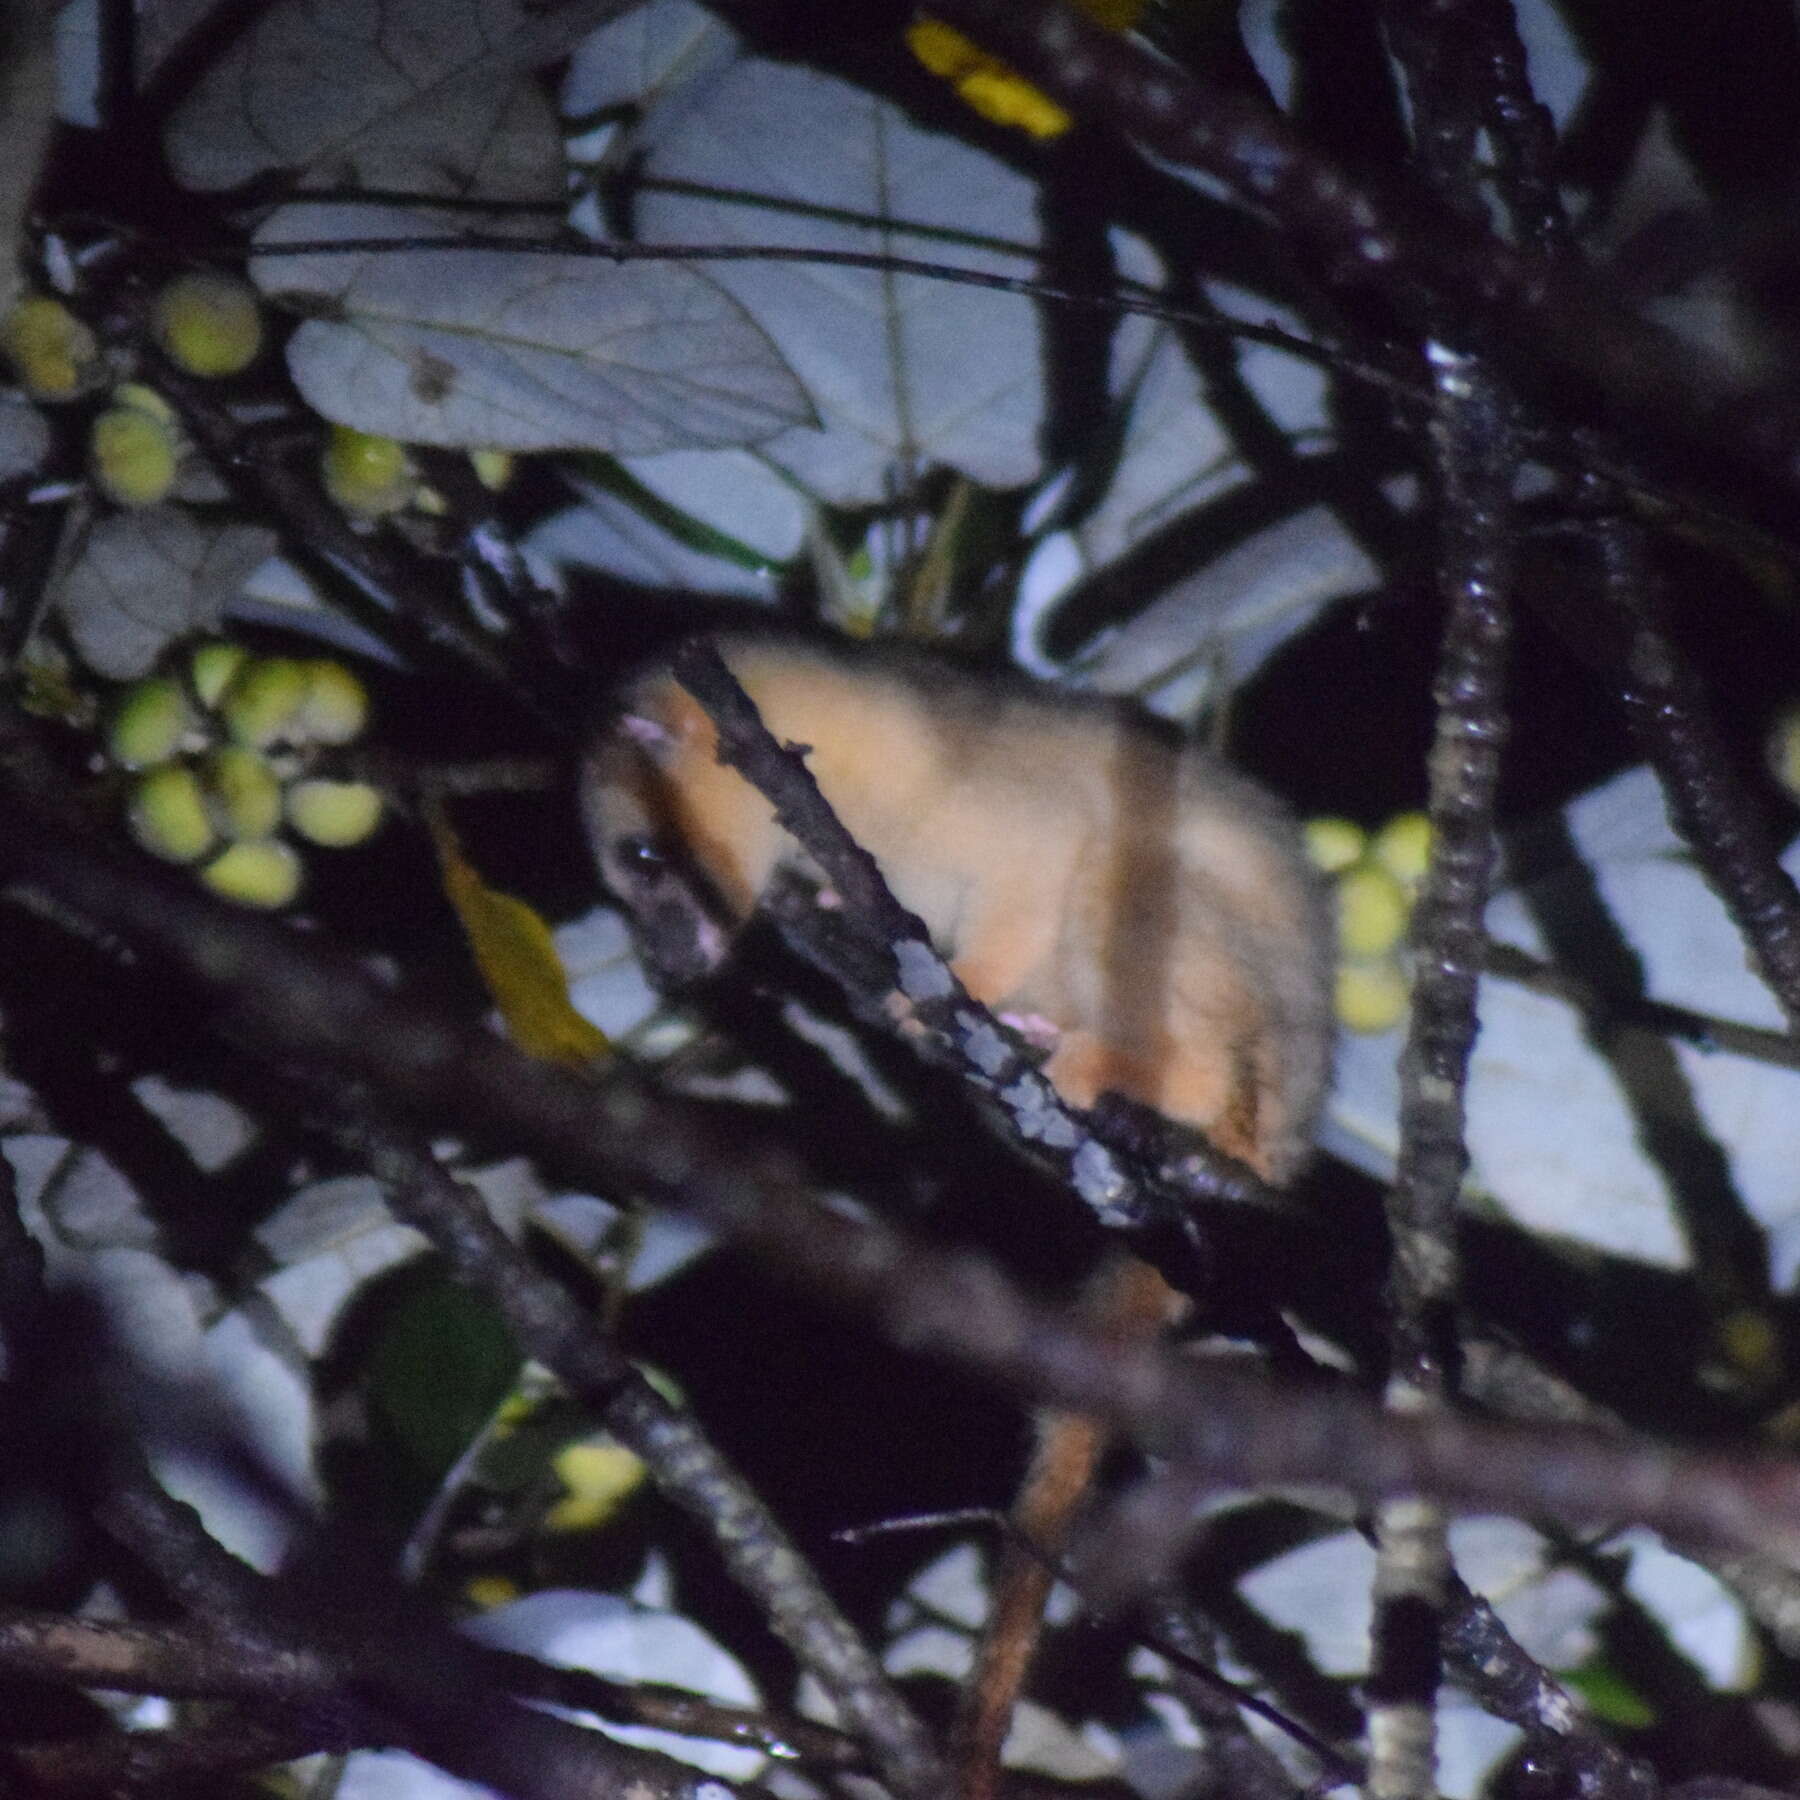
left=612, top=835, right=666, bottom=872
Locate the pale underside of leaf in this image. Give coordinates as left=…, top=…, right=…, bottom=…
left=164, top=0, right=629, bottom=200
left=56, top=508, right=277, bottom=680
left=1325, top=766, right=1800, bottom=1277
left=561, top=0, right=736, bottom=143
left=1074, top=501, right=1381, bottom=717
left=467, top=1590, right=766, bottom=1779
left=1075, top=325, right=1243, bottom=574
left=252, top=205, right=812, bottom=453
left=581, top=11, right=1047, bottom=503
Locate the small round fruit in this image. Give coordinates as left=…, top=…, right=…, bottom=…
left=1335, top=862, right=1410, bottom=960
left=1302, top=816, right=1366, bottom=877
left=220, top=657, right=308, bottom=749
left=295, top=660, right=368, bottom=746
left=200, top=839, right=302, bottom=909
left=1766, top=703, right=1800, bottom=802
left=110, top=382, right=176, bottom=423
left=89, top=404, right=181, bottom=507
left=470, top=450, right=514, bottom=492
left=151, top=272, right=264, bottom=378
left=1335, top=958, right=1410, bottom=1035
left=545, top=1441, right=648, bottom=1533
left=189, top=639, right=249, bottom=710
left=1372, top=811, right=1433, bottom=889
left=199, top=745, right=283, bottom=840
left=127, top=765, right=216, bottom=864
left=1, top=296, right=99, bottom=400
left=286, top=778, right=382, bottom=847
left=464, top=1576, right=520, bottom=1611
left=321, top=426, right=412, bottom=517
left=107, top=678, right=196, bottom=770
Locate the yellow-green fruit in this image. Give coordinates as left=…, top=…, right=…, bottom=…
left=1, top=296, right=99, bottom=400
left=470, top=449, right=515, bottom=492
left=544, top=1440, right=649, bottom=1533
left=189, top=639, right=249, bottom=710
left=110, top=382, right=176, bottom=423
left=1716, top=1306, right=1782, bottom=1387
left=1336, top=958, right=1410, bottom=1035
left=465, top=1576, right=520, bottom=1611
left=1303, top=815, right=1366, bottom=876
left=108, top=677, right=196, bottom=770
left=1372, top=811, right=1433, bottom=889
left=127, top=765, right=216, bottom=864
left=321, top=426, right=412, bottom=517
left=286, top=778, right=382, bottom=847
left=89, top=405, right=181, bottom=507
left=220, top=657, right=308, bottom=749
left=151, top=272, right=264, bottom=379
left=295, top=660, right=369, bottom=746
left=1766, top=703, right=1800, bottom=802
left=1335, top=862, right=1410, bottom=960
left=200, top=746, right=283, bottom=840
left=200, top=838, right=302, bottom=909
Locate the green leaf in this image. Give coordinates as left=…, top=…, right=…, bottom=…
left=1557, top=1656, right=1657, bottom=1729
left=369, top=1276, right=519, bottom=1487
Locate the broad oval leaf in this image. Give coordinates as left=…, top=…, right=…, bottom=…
left=55, top=508, right=277, bottom=680
left=579, top=0, right=1049, bottom=501
left=164, top=0, right=618, bottom=202
left=527, top=447, right=805, bottom=599
left=466, top=1589, right=766, bottom=1779
left=250, top=203, right=812, bottom=453
left=1327, top=766, right=1800, bottom=1276
left=1070, top=501, right=1381, bottom=718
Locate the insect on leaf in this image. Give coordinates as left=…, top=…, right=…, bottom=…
left=250, top=203, right=813, bottom=454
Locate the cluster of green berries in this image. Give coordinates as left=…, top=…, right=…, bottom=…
left=2, top=272, right=265, bottom=511
left=107, top=642, right=383, bottom=908
left=4, top=275, right=516, bottom=525
left=1304, top=811, right=1433, bottom=1034
left=2, top=271, right=264, bottom=405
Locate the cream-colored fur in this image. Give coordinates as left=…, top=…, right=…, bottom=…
left=586, top=635, right=1332, bottom=1181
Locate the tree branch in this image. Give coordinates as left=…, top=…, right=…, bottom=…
left=6, top=755, right=1800, bottom=1595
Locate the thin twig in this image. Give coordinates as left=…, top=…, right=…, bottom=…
left=7, top=769, right=1800, bottom=1567
left=1481, top=939, right=1800, bottom=1071
left=7, top=1711, right=335, bottom=1793
left=1587, top=517, right=1800, bottom=1037
left=1369, top=15, right=1524, bottom=1774
left=667, top=636, right=1272, bottom=1260
left=343, top=1116, right=947, bottom=1800
left=921, top=0, right=1800, bottom=519
left=1389, top=344, right=1514, bottom=1395
left=0, top=1031, right=759, bottom=1800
